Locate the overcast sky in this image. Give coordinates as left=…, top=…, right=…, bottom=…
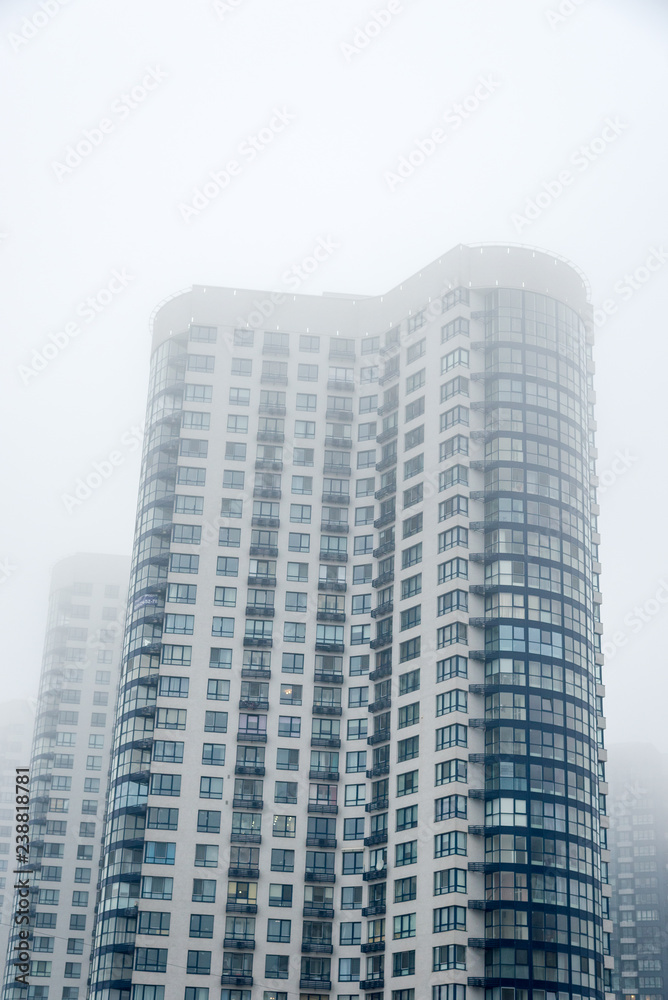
left=2, top=0, right=667, bottom=749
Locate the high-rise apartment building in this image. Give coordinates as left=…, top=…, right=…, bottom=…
left=89, top=243, right=611, bottom=1000
left=608, top=744, right=668, bottom=1000
left=0, top=701, right=35, bottom=977
left=2, top=554, right=129, bottom=1000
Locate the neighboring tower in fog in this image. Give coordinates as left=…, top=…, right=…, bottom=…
left=89, top=243, right=611, bottom=1000
left=608, top=744, right=668, bottom=1000
left=0, top=701, right=35, bottom=980
left=2, top=554, right=129, bottom=1000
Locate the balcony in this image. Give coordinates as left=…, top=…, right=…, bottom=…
left=242, top=637, right=272, bottom=648
left=372, top=571, right=394, bottom=589
left=320, top=520, right=349, bottom=533
left=232, top=797, right=263, bottom=810
left=227, top=867, right=260, bottom=879
left=309, top=769, right=340, bottom=781
left=261, top=373, right=288, bottom=385
left=238, top=698, right=269, bottom=711
left=300, top=980, right=332, bottom=992
left=360, top=978, right=385, bottom=991
left=318, top=580, right=347, bottom=593
left=256, top=431, right=284, bottom=443
left=322, top=491, right=350, bottom=505
left=314, top=670, right=344, bottom=685
left=244, top=606, right=274, bottom=618
left=363, top=868, right=387, bottom=881
left=367, top=730, right=390, bottom=746
left=220, top=975, right=253, bottom=987
left=366, top=764, right=390, bottom=778
left=370, top=602, right=393, bottom=619
left=236, top=731, right=267, bottom=742
left=329, top=347, right=356, bottom=360
left=368, top=696, right=391, bottom=714
left=306, top=836, right=337, bottom=848
left=229, top=832, right=262, bottom=844
left=369, top=636, right=392, bottom=650
left=365, top=798, right=389, bottom=813
left=372, top=542, right=395, bottom=559
left=304, top=869, right=336, bottom=881
left=301, top=940, right=333, bottom=954
left=252, top=487, right=281, bottom=499
left=249, top=545, right=278, bottom=558
left=369, top=664, right=392, bottom=682
left=303, top=905, right=335, bottom=919
left=258, top=403, right=286, bottom=416
left=312, top=703, right=342, bottom=718
left=315, top=641, right=344, bottom=653
left=375, top=456, right=397, bottom=473
left=247, top=574, right=277, bottom=587
left=254, top=459, right=283, bottom=472
left=319, top=550, right=348, bottom=563
left=251, top=516, right=280, bottom=528
left=361, top=903, right=386, bottom=917
left=327, top=378, right=354, bottom=391
left=316, top=611, right=346, bottom=623
left=310, top=736, right=341, bottom=749
left=325, top=436, right=353, bottom=449
left=374, top=513, right=395, bottom=529
left=224, top=899, right=258, bottom=916
left=361, top=941, right=385, bottom=953
left=364, top=831, right=388, bottom=846
left=235, top=764, right=265, bottom=776
left=323, top=464, right=351, bottom=477
left=325, top=408, right=353, bottom=422
left=240, top=667, right=271, bottom=679
left=223, top=937, right=255, bottom=949
left=308, top=802, right=338, bottom=815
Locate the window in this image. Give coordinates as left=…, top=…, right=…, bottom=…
left=393, top=913, right=416, bottom=939
left=199, top=776, right=223, bottom=799
left=394, top=876, right=417, bottom=902
left=397, top=736, right=419, bottom=762
left=433, top=906, right=466, bottom=932
left=138, top=911, right=171, bottom=936
left=216, top=557, right=240, bottom=578
left=276, top=748, right=299, bottom=770
left=192, top=879, right=216, bottom=902
left=434, top=868, right=467, bottom=894
left=341, top=885, right=363, bottom=909
left=291, top=475, right=313, bottom=495
left=402, top=543, right=422, bottom=569
left=435, top=759, right=467, bottom=785
left=344, top=816, right=365, bottom=840
left=300, top=335, right=320, bottom=352
left=298, top=363, right=318, bottom=381
left=147, top=807, right=179, bottom=830
left=397, top=770, right=418, bottom=797
left=288, top=533, right=310, bottom=552
left=342, top=851, right=364, bottom=874
left=222, top=470, right=245, bottom=490
left=169, top=553, right=199, bottom=574
left=268, top=883, right=293, bottom=907
left=437, top=622, right=468, bottom=648
left=144, top=841, right=176, bottom=865
left=441, top=316, right=470, bottom=342
left=345, top=784, right=366, bottom=807
left=433, top=944, right=466, bottom=972
left=209, top=648, right=233, bottom=669
left=403, top=455, right=423, bottom=480
left=266, top=918, right=291, bottom=943
left=271, top=848, right=295, bottom=872
left=400, top=605, right=420, bottom=631
left=158, top=675, right=189, bottom=697
left=186, top=951, right=211, bottom=976
left=156, top=707, right=187, bottom=729
left=398, top=703, right=419, bottom=729
left=231, top=358, right=251, bottom=376
left=441, top=348, right=469, bottom=373
left=278, top=716, right=301, bottom=738
left=194, top=844, right=219, bottom=867
left=435, top=724, right=468, bottom=751
left=296, top=392, right=317, bottom=410
left=282, top=652, right=304, bottom=674
left=150, top=773, right=181, bottom=796
left=435, top=795, right=467, bottom=822
left=438, top=495, right=468, bottom=521
left=347, top=718, right=367, bottom=740
left=392, top=950, right=415, bottom=977
left=202, top=743, right=226, bottom=766
left=396, top=806, right=418, bottom=832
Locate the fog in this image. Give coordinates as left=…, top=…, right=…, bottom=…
left=2, top=0, right=667, bottom=748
